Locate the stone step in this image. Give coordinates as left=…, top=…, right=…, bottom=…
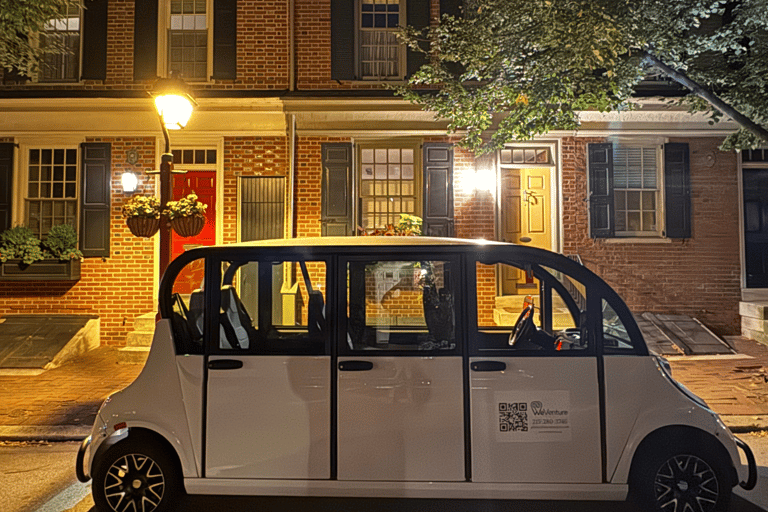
left=742, top=327, right=768, bottom=346
left=126, top=330, right=154, bottom=347
left=117, top=346, right=150, bottom=364
left=742, top=315, right=768, bottom=333
left=740, top=301, right=768, bottom=320
left=133, top=312, right=157, bottom=332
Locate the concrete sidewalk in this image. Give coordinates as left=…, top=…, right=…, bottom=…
left=0, top=337, right=766, bottom=441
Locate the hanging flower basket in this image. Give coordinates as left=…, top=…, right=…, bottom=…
left=170, top=214, right=205, bottom=237
left=126, top=216, right=161, bottom=238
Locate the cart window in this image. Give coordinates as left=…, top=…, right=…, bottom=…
left=218, top=259, right=327, bottom=354
left=473, top=261, right=586, bottom=354
left=170, top=256, right=205, bottom=355
left=345, top=259, right=457, bottom=352
left=602, top=299, right=635, bottom=352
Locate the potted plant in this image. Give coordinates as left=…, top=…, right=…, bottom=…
left=163, top=193, right=208, bottom=237
left=0, top=225, right=82, bottom=281
left=122, top=195, right=161, bottom=238
left=43, top=224, right=84, bottom=261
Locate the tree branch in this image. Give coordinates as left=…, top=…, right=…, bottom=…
left=643, top=52, right=768, bottom=144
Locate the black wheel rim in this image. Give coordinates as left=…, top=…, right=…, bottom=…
left=654, top=454, right=719, bottom=512
left=104, top=453, right=165, bottom=512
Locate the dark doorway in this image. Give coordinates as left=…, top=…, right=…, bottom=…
left=744, top=168, right=768, bottom=288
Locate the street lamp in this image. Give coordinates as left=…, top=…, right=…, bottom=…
left=148, top=76, right=195, bottom=281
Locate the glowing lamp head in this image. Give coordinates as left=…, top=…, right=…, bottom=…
left=121, top=171, right=138, bottom=193
left=154, top=94, right=194, bottom=130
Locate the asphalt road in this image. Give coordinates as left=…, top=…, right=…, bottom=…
left=1, top=435, right=765, bottom=512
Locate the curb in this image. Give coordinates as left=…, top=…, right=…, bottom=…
left=0, top=425, right=91, bottom=442
left=720, top=415, right=768, bottom=433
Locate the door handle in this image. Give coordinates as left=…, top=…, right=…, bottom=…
left=208, top=359, right=244, bottom=370
left=471, top=361, right=507, bottom=372
left=339, top=360, right=374, bottom=371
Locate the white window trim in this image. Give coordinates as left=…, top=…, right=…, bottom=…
left=12, top=139, right=84, bottom=235
left=28, top=6, right=83, bottom=84
left=354, top=0, right=407, bottom=81
left=611, top=143, right=666, bottom=238
left=157, top=0, right=214, bottom=83
left=356, top=139, right=421, bottom=232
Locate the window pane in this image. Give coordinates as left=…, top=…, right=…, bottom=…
left=626, top=191, right=640, bottom=210
left=602, top=300, right=633, bottom=350
left=346, top=260, right=456, bottom=351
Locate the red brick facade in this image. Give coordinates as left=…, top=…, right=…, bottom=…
left=0, top=0, right=746, bottom=346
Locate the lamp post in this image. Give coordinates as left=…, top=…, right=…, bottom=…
left=148, top=77, right=195, bottom=281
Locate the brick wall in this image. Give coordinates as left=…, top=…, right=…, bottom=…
left=222, top=136, right=290, bottom=243
left=234, top=1, right=289, bottom=88
left=0, top=137, right=157, bottom=346
left=106, top=0, right=134, bottom=85
left=562, top=137, right=742, bottom=335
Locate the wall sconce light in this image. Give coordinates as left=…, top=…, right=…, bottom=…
left=121, top=171, right=139, bottom=193
left=473, top=153, right=496, bottom=195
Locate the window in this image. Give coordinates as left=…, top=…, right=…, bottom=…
left=473, top=260, right=586, bottom=354
left=39, top=4, right=81, bottom=82
left=359, top=144, right=419, bottom=231
left=345, top=259, right=457, bottom=352
left=613, top=147, right=659, bottom=235
left=25, top=148, right=78, bottom=238
left=588, top=142, right=691, bottom=239
left=321, top=142, right=453, bottom=237
left=167, top=0, right=210, bottom=81
left=357, top=0, right=405, bottom=80
left=215, top=259, right=327, bottom=354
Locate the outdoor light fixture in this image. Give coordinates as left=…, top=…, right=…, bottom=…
left=155, top=94, right=194, bottom=131
left=121, top=171, right=138, bottom=193
left=151, top=75, right=197, bottom=151
left=147, top=75, right=196, bottom=284
left=473, top=154, right=496, bottom=195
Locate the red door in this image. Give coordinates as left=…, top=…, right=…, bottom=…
left=171, top=171, right=215, bottom=294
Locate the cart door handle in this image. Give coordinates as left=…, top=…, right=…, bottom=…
left=208, top=359, right=244, bottom=370
left=471, top=361, right=507, bottom=372
left=339, top=360, right=374, bottom=371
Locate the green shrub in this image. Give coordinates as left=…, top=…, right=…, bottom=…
left=0, top=226, right=44, bottom=265
left=43, top=224, right=83, bottom=261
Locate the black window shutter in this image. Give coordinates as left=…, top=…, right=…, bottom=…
left=406, top=0, right=430, bottom=77
left=331, top=0, right=355, bottom=80
left=0, top=143, right=14, bottom=232
left=81, top=0, right=108, bottom=80
left=588, top=143, right=614, bottom=238
left=422, top=143, right=454, bottom=237
left=321, top=143, right=353, bottom=236
left=213, top=0, right=237, bottom=80
left=134, top=0, right=159, bottom=80
left=664, top=142, right=692, bottom=238
left=80, top=143, right=111, bottom=258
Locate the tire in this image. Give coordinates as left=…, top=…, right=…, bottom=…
left=92, top=435, right=182, bottom=512
left=629, top=439, right=732, bottom=512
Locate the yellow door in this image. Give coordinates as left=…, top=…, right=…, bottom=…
left=500, top=167, right=552, bottom=295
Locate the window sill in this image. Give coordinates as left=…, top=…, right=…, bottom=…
left=602, top=237, right=672, bottom=244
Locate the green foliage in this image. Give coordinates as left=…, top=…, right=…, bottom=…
left=0, top=226, right=44, bottom=265
left=358, top=214, right=423, bottom=236
left=397, top=0, right=768, bottom=152
left=42, top=223, right=83, bottom=261
left=0, top=0, right=83, bottom=76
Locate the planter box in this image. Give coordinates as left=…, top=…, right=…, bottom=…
left=0, top=259, right=81, bottom=281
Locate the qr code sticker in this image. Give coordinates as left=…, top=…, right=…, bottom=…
left=499, top=402, right=528, bottom=432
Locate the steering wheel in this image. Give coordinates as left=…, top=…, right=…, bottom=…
left=508, top=303, right=536, bottom=347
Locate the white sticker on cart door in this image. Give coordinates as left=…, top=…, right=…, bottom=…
left=494, top=390, right=571, bottom=442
